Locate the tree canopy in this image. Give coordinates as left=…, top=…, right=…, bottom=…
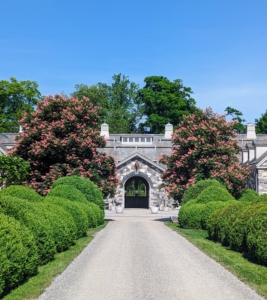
left=224, top=106, right=246, bottom=133
left=255, top=110, right=267, bottom=134
left=0, top=77, right=41, bottom=133
left=11, top=95, right=118, bottom=196
left=160, top=108, right=250, bottom=203
left=137, top=76, right=196, bottom=133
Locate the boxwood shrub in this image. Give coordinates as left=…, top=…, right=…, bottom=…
left=201, top=201, right=236, bottom=230
left=34, top=202, right=77, bottom=252
left=47, top=185, right=88, bottom=204
left=45, top=196, right=88, bottom=238
left=196, top=186, right=235, bottom=204
left=207, top=202, right=246, bottom=245
left=182, top=179, right=224, bottom=205
left=178, top=203, right=205, bottom=229
left=52, top=176, right=104, bottom=210
left=253, top=194, right=267, bottom=204
left=238, top=189, right=258, bottom=202
left=0, top=185, right=43, bottom=202
left=246, top=204, right=267, bottom=265
left=87, top=202, right=104, bottom=225
left=0, top=195, right=56, bottom=265
left=181, top=199, right=198, bottom=207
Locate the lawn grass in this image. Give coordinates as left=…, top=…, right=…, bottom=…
left=3, top=222, right=108, bottom=300
left=165, top=221, right=267, bottom=299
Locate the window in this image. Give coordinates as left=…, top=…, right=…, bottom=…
left=146, top=137, right=151, bottom=142
left=141, top=137, right=145, bottom=142
left=122, top=137, right=127, bottom=142
left=135, top=137, right=139, bottom=142
left=129, top=137, right=133, bottom=142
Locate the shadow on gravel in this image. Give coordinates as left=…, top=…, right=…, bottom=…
left=151, top=218, right=171, bottom=222
left=104, top=219, right=116, bottom=221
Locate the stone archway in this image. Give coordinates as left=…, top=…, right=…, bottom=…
left=124, top=176, right=149, bottom=208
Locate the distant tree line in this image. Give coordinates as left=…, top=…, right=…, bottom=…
left=1, top=75, right=267, bottom=134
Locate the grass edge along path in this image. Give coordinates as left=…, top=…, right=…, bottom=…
left=165, top=222, right=267, bottom=299
left=3, top=222, right=108, bottom=300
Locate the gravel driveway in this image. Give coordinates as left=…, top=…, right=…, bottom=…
left=38, top=212, right=263, bottom=300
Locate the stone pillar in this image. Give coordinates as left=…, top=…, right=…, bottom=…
left=246, top=123, right=256, bottom=139
left=100, top=123, right=109, bottom=139
left=164, top=123, right=173, bottom=139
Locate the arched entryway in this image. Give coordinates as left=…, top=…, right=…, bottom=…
left=124, top=176, right=149, bottom=208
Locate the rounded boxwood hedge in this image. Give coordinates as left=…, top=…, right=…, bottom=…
left=45, top=196, right=88, bottom=238
left=87, top=202, right=104, bottom=225
left=182, top=199, right=198, bottom=207
left=52, top=176, right=104, bottom=210
left=246, top=204, right=267, bottom=265
left=238, top=189, right=258, bottom=202
left=182, top=179, right=224, bottom=205
left=196, top=186, right=235, bottom=205
left=0, top=213, right=32, bottom=296
left=207, top=202, right=246, bottom=245
left=47, top=185, right=88, bottom=204
left=201, top=201, right=236, bottom=230
left=34, top=202, right=77, bottom=252
left=178, top=203, right=205, bottom=229
left=0, top=195, right=56, bottom=265
left=253, top=194, right=267, bottom=204
left=0, top=185, right=43, bottom=202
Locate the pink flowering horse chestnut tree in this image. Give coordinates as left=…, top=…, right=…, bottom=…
left=160, top=108, right=250, bottom=204
left=11, top=95, right=118, bottom=196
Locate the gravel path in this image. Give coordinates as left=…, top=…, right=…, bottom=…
left=38, top=214, right=263, bottom=300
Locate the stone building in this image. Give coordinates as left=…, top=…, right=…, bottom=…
left=1, top=123, right=267, bottom=208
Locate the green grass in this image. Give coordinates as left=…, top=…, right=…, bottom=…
left=165, top=222, right=267, bottom=299
left=3, top=222, right=108, bottom=300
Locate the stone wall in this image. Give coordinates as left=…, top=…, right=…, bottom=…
left=258, top=169, right=267, bottom=195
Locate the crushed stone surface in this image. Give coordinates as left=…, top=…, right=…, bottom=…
left=38, top=213, right=263, bottom=300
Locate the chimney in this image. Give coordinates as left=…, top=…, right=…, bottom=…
left=246, top=123, right=256, bottom=139
left=100, top=123, right=109, bottom=139
left=164, top=123, right=173, bottom=139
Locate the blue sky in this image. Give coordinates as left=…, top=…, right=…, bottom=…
left=1, top=0, right=266, bottom=124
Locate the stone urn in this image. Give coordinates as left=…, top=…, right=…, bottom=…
left=150, top=206, right=159, bottom=214
left=164, top=206, right=169, bottom=212
left=115, top=206, right=124, bottom=213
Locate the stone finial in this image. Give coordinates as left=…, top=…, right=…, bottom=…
left=100, top=123, right=109, bottom=138
left=19, top=125, right=23, bottom=133
left=246, top=123, right=256, bottom=139
left=164, top=123, right=173, bottom=139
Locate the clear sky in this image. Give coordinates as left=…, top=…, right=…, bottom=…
left=1, top=0, right=266, bottom=124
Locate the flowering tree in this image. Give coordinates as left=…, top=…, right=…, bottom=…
left=11, top=95, right=118, bottom=196
left=160, top=108, right=250, bottom=203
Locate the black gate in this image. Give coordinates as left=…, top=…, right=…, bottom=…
left=125, top=176, right=149, bottom=208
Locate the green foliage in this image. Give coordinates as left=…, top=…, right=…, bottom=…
left=0, top=213, right=27, bottom=296
left=138, top=76, right=196, bottom=133
left=196, top=186, right=235, bottom=204
left=207, top=202, right=246, bottom=245
left=47, top=184, right=88, bottom=204
left=0, top=156, right=30, bottom=188
left=238, top=189, right=258, bottom=202
left=161, top=108, right=250, bottom=203
left=225, top=106, right=246, bottom=133
left=181, top=199, right=198, bottom=207
left=52, top=176, right=104, bottom=210
left=34, top=202, right=77, bottom=252
left=247, top=204, right=267, bottom=265
left=182, top=179, right=224, bottom=205
left=0, top=77, right=40, bottom=133
left=88, top=202, right=104, bottom=225
left=253, top=194, right=267, bottom=203
left=201, top=201, right=235, bottom=230
left=178, top=203, right=205, bottom=229
left=45, top=196, right=88, bottom=238
left=0, top=185, right=43, bottom=202
left=0, top=195, right=56, bottom=265
left=11, top=94, right=118, bottom=197
left=255, top=110, right=267, bottom=134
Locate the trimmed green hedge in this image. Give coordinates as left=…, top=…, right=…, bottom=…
left=178, top=203, right=205, bottom=229
left=0, top=195, right=56, bottom=265
left=45, top=196, right=88, bottom=238
left=196, top=186, right=235, bottom=204
left=182, top=179, right=224, bottom=205
left=34, top=202, right=77, bottom=252
left=52, top=176, right=104, bottom=210
left=246, top=204, right=267, bottom=265
left=0, top=213, right=38, bottom=297
left=253, top=194, right=267, bottom=204
left=201, top=201, right=236, bottom=230
left=207, top=202, right=246, bottom=245
left=238, top=189, right=258, bottom=202
left=0, top=185, right=43, bottom=202
left=88, top=202, right=104, bottom=225
left=47, top=185, right=88, bottom=204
